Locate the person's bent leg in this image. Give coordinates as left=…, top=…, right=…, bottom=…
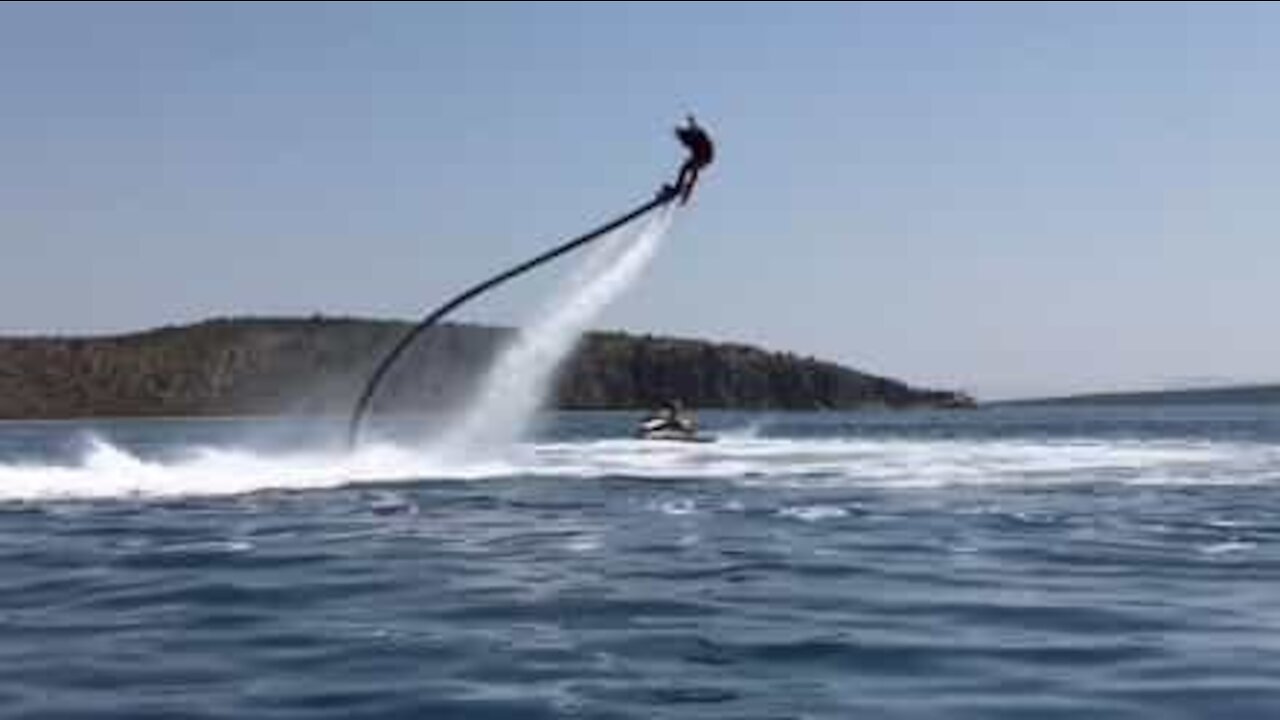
left=680, top=168, right=700, bottom=204
left=675, top=161, right=693, bottom=193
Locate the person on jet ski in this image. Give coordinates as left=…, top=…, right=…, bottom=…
left=642, top=399, right=696, bottom=435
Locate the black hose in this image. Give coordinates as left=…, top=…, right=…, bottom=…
left=347, top=184, right=679, bottom=448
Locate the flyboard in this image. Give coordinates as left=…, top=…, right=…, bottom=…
left=347, top=127, right=714, bottom=449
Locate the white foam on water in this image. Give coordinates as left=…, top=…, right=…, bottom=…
left=778, top=505, right=850, bottom=522
left=0, top=436, right=504, bottom=502
left=0, top=432, right=1276, bottom=502
left=1200, top=541, right=1257, bottom=555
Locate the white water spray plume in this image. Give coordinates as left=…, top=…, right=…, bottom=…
left=435, top=205, right=676, bottom=457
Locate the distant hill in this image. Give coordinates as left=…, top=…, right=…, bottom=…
left=1001, top=384, right=1280, bottom=407
left=0, top=317, right=972, bottom=419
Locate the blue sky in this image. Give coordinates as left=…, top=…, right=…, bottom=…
left=2, top=2, right=1277, bottom=399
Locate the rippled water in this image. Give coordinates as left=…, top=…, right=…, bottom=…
left=2, top=406, right=1279, bottom=718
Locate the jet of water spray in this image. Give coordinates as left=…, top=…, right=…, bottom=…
left=437, top=206, right=676, bottom=457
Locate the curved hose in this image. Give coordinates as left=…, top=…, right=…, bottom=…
left=347, top=184, right=679, bottom=448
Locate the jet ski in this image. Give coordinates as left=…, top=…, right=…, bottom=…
left=638, top=426, right=715, bottom=443
left=636, top=403, right=715, bottom=443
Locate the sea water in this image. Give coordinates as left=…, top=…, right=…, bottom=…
left=1, top=404, right=1279, bottom=718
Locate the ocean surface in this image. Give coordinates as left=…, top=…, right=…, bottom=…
left=2, top=405, right=1279, bottom=719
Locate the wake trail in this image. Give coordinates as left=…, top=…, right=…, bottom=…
left=1, top=433, right=1276, bottom=502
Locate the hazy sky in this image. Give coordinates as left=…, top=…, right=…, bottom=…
left=2, top=2, right=1277, bottom=399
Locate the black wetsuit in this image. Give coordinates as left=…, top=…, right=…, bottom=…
left=675, top=122, right=714, bottom=204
